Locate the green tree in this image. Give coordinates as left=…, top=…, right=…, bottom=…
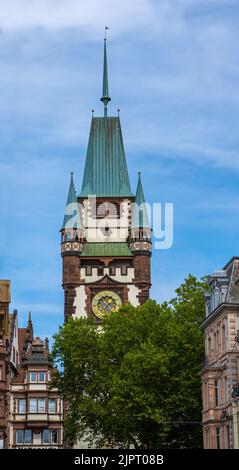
left=51, top=275, right=207, bottom=448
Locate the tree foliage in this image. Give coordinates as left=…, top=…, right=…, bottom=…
left=51, top=275, right=207, bottom=448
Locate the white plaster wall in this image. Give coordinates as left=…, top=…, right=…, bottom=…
left=114, top=267, right=134, bottom=283
left=73, top=286, right=87, bottom=318
left=128, top=285, right=140, bottom=307
left=81, top=267, right=135, bottom=284
left=79, top=198, right=131, bottom=243
left=86, top=227, right=129, bottom=242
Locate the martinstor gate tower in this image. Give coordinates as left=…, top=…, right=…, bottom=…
left=61, top=39, right=151, bottom=321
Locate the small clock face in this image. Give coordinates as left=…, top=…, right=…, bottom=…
left=92, top=290, right=122, bottom=319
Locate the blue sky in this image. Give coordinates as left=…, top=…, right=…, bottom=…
left=0, top=0, right=239, bottom=339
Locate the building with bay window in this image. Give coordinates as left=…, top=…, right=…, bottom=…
left=0, top=280, right=63, bottom=448
left=9, top=336, right=63, bottom=448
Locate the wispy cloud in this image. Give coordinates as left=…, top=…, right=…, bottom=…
left=0, top=1, right=238, bottom=337
left=0, top=0, right=154, bottom=33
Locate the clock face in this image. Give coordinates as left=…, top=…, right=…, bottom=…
left=92, top=290, right=122, bottom=319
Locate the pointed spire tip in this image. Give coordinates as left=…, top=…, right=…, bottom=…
left=101, top=31, right=111, bottom=115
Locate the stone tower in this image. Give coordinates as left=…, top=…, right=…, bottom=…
left=61, top=39, right=151, bottom=322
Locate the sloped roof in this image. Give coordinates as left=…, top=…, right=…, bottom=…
left=225, top=257, right=239, bottom=303
left=81, top=242, right=132, bottom=257
left=80, top=116, right=132, bottom=198
left=131, top=173, right=150, bottom=228
left=62, top=173, right=83, bottom=230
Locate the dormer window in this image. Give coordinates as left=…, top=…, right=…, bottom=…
left=29, top=371, right=46, bottom=383
left=206, top=270, right=229, bottom=316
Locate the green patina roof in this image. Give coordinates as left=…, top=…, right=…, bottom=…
left=80, top=116, right=132, bottom=198
left=81, top=242, right=132, bottom=257
left=131, top=173, right=150, bottom=228
left=62, top=173, right=83, bottom=230
left=101, top=38, right=111, bottom=112
left=80, top=39, right=132, bottom=198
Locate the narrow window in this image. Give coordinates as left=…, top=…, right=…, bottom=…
left=216, top=427, right=220, bottom=449
left=49, top=399, right=57, bottom=414
left=222, top=325, right=226, bottom=352
left=51, top=430, right=58, bottom=444
left=86, top=266, right=92, bottom=276
left=97, top=267, right=104, bottom=276
left=142, top=230, right=147, bottom=240
left=30, top=372, right=37, bottom=382
left=215, top=380, right=219, bottom=406
left=38, top=372, right=46, bottom=383
left=121, top=266, right=127, bottom=276
left=16, top=430, right=24, bottom=445
left=38, top=398, right=45, bottom=413
left=208, top=337, right=212, bottom=356
left=109, top=266, right=115, bottom=276
left=43, top=429, right=50, bottom=444
left=19, top=399, right=26, bottom=414
left=30, top=399, right=37, bottom=413
left=25, top=430, right=32, bottom=445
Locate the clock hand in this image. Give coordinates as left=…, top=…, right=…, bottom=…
left=104, top=302, right=111, bottom=312
left=99, top=300, right=109, bottom=312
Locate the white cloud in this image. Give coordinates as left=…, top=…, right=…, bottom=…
left=0, top=0, right=155, bottom=34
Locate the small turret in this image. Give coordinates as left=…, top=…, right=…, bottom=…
left=61, top=173, right=83, bottom=319
left=129, top=172, right=151, bottom=254
left=129, top=173, right=151, bottom=304
left=61, top=172, right=85, bottom=256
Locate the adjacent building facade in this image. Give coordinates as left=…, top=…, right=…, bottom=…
left=61, top=38, right=151, bottom=322
left=0, top=280, right=11, bottom=448
left=201, top=257, right=239, bottom=448
left=0, top=280, right=63, bottom=448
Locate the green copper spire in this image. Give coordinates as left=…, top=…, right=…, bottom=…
left=80, top=34, right=132, bottom=198
left=62, top=173, right=83, bottom=230
left=131, top=172, right=150, bottom=228
left=67, top=172, right=76, bottom=205
left=100, top=37, right=111, bottom=117
left=80, top=117, right=132, bottom=197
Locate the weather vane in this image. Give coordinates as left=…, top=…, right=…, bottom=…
left=104, top=25, right=109, bottom=40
